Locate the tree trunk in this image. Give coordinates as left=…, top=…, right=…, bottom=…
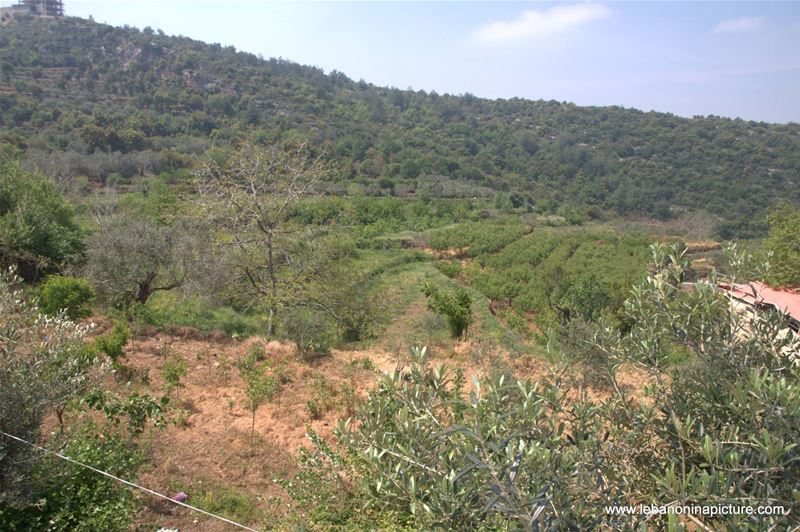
left=251, top=408, right=256, bottom=446
left=266, top=231, right=277, bottom=336
left=135, top=272, right=157, bottom=304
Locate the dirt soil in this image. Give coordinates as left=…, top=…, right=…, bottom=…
left=69, top=321, right=649, bottom=530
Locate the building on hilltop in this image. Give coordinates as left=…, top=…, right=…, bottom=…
left=1, top=0, right=64, bottom=17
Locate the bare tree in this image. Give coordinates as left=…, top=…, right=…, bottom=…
left=677, top=209, right=720, bottom=241
left=196, top=142, right=325, bottom=335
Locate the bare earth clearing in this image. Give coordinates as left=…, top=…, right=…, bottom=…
left=66, top=320, right=648, bottom=530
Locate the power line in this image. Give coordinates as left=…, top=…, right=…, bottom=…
left=0, top=430, right=260, bottom=531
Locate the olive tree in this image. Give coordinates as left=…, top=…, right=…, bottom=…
left=0, top=269, right=99, bottom=505
left=303, top=243, right=800, bottom=530
left=86, top=210, right=206, bottom=308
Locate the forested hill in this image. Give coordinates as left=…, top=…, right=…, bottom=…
left=1, top=15, right=798, bottom=236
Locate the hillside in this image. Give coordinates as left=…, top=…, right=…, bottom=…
left=1, top=14, right=799, bottom=236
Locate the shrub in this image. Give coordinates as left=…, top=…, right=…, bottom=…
left=0, top=159, right=85, bottom=281
left=162, top=357, right=187, bottom=399
left=38, top=275, right=94, bottom=320
left=92, top=321, right=130, bottom=367
left=0, top=426, right=143, bottom=531
left=304, top=375, right=339, bottom=420
left=282, top=307, right=332, bottom=357
left=434, top=260, right=461, bottom=279
left=0, top=269, right=98, bottom=506
left=420, top=281, right=472, bottom=340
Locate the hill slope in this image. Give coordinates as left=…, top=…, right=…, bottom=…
left=1, top=15, right=799, bottom=236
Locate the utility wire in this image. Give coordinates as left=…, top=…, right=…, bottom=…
left=0, top=430, right=260, bottom=532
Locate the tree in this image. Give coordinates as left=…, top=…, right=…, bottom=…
left=0, top=269, right=98, bottom=505
left=197, top=142, right=325, bottom=335
left=677, top=209, right=719, bottom=241
left=288, top=234, right=379, bottom=342
left=162, top=357, right=187, bottom=400
left=239, top=362, right=279, bottom=447
left=0, top=159, right=84, bottom=281
left=92, top=321, right=130, bottom=368
left=764, top=204, right=800, bottom=287
left=420, top=281, right=472, bottom=340
left=86, top=210, right=204, bottom=308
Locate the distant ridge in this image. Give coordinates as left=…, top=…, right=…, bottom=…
left=1, top=15, right=798, bottom=237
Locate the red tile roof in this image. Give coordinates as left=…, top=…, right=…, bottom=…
left=719, top=281, right=800, bottom=322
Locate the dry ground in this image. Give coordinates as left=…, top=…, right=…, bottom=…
left=66, top=320, right=649, bottom=530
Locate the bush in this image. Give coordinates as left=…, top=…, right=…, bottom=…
left=162, top=357, right=187, bottom=399
left=0, top=159, right=85, bottom=281
left=282, top=307, right=333, bottom=356
left=93, top=321, right=129, bottom=367
left=434, top=260, right=461, bottom=279
left=38, top=275, right=94, bottom=320
left=135, top=292, right=264, bottom=337
left=0, top=270, right=97, bottom=506
left=0, top=426, right=143, bottom=531
left=420, top=281, right=472, bottom=340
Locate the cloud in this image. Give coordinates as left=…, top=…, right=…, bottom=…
left=711, top=17, right=764, bottom=34
left=472, top=3, right=610, bottom=44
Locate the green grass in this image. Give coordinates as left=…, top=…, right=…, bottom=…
left=136, top=291, right=267, bottom=337
left=193, top=484, right=263, bottom=526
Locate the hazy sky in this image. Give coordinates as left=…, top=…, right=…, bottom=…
left=41, top=1, right=800, bottom=123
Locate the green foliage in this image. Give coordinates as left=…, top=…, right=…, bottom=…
left=305, top=375, right=342, bottom=420
left=82, top=390, right=169, bottom=435
left=0, top=269, right=98, bottom=506
left=0, top=426, right=143, bottom=531
left=334, top=347, right=603, bottom=529
left=434, top=260, right=461, bottom=279
left=92, top=321, right=129, bottom=366
left=239, top=357, right=281, bottom=442
left=38, top=275, right=94, bottom=320
left=764, top=203, right=800, bottom=287
left=278, top=431, right=414, bottom=530
left=134, top=291, right=265, bottom=337
left=86, top=209, right=205, bottom=308
left=161, top=357, right=187, bottom=398
left=2, top=17, right=797, bottom=236
left=298, top=245, right=800, bottom=530
left=426, top=221, right=531, bottom=257
left=468, top=229, right=649, bottom=330
left=420, top=281, right=472, bottom=340
left=0, top=158, right=84, bottom=280
left=282, top=307, right=333, bottom=356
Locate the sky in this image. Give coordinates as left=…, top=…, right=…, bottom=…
left=34, top=1, right=800, bottom=123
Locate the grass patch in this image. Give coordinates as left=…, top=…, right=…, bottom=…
left=194, top=484, right=263, bottom=526
left=136, top=292, right=266, bottom=337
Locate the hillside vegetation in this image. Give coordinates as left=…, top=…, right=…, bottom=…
left=2, top=15, right=800, bottom=236
left=2, top=12, right=800, bottom=531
